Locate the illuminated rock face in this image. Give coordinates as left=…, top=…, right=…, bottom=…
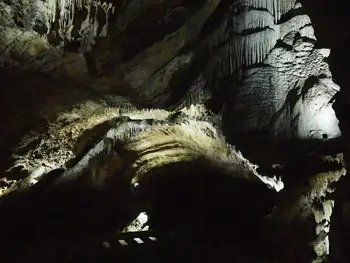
left=227, top=41, right=341, bottom=139
left=0, top=1, right=341, bottom=143
left=208, top=0, right=341, bottom=140
left=0, top=1, right=341, bottom=177
left=0, top=2, right=347, bottom=263
left=0, top=0, right=341, bottom=204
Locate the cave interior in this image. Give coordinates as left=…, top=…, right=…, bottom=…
left=1, top=0, right=350, bottom=262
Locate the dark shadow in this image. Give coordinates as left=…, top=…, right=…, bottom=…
left=0, top=167, right=137, bottom=254
left=0, top=156, right=278, bottom=262
left=327, top=35, right=350, bottom=263
left=136, top=158, right=277, bottom=244
left=223, top=128, right=343, bottom=165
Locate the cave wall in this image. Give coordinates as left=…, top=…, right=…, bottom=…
left=0, top=0, right=341, bottom=145
left=0, top=1, right=349, bottom=263
left=213, top=1, right=340, bottom=141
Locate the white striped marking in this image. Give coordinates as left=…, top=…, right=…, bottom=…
left=134, top=238, right=144, bottom=244
left=118, top=240, right=128, bottom=246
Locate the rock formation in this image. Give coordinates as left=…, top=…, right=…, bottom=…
left=0, top=0, right=348, bottom=262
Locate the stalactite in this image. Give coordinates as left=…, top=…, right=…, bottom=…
left=99, top=2, right=114, bottom=37
left=48, top=0, right=57, bottom=24
left=273, top=0, right=279, bottom=23
left=206, top=0, right=313, bottom=80
left=274, top=0, right=296, bottom=22
left=47, top=0, right=96, bottom=40
left=76, top=0, right=84, bottom=10
left=210, top=28, right=277, bottom=78
left=93, top=5, right=100, bottom=38
left=58, top=0, right=76, bottom=40
left=236, top=0, right=274, bottom=18
left=279, top=0, right=297, bottom=20
left=59, top=0, right=87, bottom=22
left=236, top=0, right=297, bottom=22
left=232, top=9, right=274, bottom=33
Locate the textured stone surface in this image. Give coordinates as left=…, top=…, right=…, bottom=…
left=0, top=1, right=347, bottom=263
left=0, top=1, right=340, bottom=140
